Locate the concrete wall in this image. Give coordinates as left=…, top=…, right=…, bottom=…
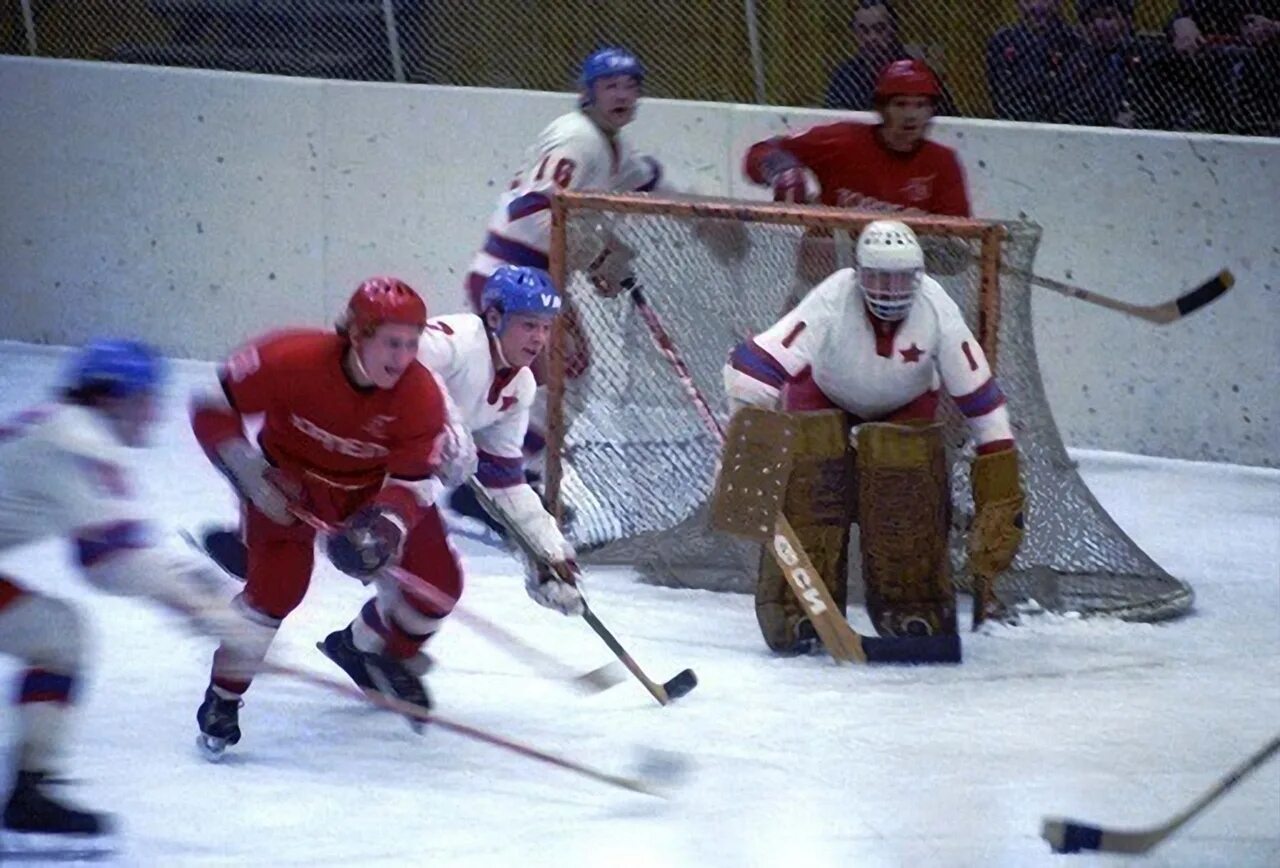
left=1, top=57, right=1276, bottom=466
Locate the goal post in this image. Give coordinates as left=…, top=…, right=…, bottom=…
left=544, top=190, right=1194, bottom=623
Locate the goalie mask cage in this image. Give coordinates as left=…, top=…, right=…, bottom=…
left=545, top=191, right=1193, bottom=623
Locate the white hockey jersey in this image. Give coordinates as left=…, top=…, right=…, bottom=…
left=726, top=269, right=1014, bottom=447
left=466, top=109, right=664, bottom=284
left=0, top=403, right=149, bottom=559
left=417, top=314, right=570, bottom=561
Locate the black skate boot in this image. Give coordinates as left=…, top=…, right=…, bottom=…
left=196, top=686, right=243, bottom=761
left=364, top=652, right=433, bottom=732
left=202, top=527, right=248, bottom=581
left=317, top=626, right=378, bottom=692
left=3, top=770, right=111, bottom=836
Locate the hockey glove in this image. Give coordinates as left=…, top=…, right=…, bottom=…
left=969, top=447, right=1025, bottom=578
left=436, top=418, right=478, bottom=488
left=771, top=167, right=820, bottom=204
left=587, top=239, right=638, bottom=299
left=213, top=439, right=301, bottom=526
left=525, top=558, right=585, bottom=617
left=327, top=506, right=406, bottom=581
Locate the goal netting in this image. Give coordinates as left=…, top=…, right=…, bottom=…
left=544, top=192, right=1194, bottom=623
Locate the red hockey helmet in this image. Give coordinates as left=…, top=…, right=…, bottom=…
left=873, top=58, right=941, bottom=101
left=342, top=277, right=427, bottom=337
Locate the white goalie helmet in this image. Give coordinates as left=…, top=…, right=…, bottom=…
left=855, top=219, right=924, bottom=321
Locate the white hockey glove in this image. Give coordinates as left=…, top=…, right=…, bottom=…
left=436, top=419, right=478, bottom=488
left=771, top=166, right=820, bottom=204
left=525, top=551, right=585, bottom=617
left=213, top=438, right=299, bottom=525
left=586, top=238, right=638, bottom=299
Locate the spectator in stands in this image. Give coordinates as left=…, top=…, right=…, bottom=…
left=1058, top=0, right=1148, bottom=127
left=986, top=0, right=1083, bottom=121
left=824, top=0, right=958, bottom=114
left=1168, top=1, right=1280, bottom=133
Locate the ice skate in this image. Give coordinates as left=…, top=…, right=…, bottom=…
left=196, top=686, right=243, bottom=761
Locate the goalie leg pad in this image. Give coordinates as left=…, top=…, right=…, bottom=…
left=856, top=422, right=956, bottom=638
left=755, top=410, right=855, bottom=652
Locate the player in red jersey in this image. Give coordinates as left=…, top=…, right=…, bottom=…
left=744, top=58, right=970, bottom=217
left=189, top=277, right=475, bottom=758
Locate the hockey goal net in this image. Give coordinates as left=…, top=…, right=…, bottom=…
left=544, top=191, right=1194, bottom=622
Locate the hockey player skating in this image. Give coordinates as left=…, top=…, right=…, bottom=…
left=189, top=277, right=474, bottom=757
left=0, top=341, right=244, bottom=837
left=322, top=265, right=585, bottom=680
left=723, top=220, right=1025, bottom=652
left=450, top=46, right=669, bottom=531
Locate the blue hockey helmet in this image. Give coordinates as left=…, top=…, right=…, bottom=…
left=579, top=47, right=645, bottom=105
left=481, top=266, right=562, bottom=335
left=70, top=339, right=165, bottom=397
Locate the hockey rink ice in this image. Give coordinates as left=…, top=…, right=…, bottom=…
left=0, top=340, right=1276, bottom=867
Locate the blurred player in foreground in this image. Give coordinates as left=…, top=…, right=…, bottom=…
left=723, top=220, right=1024, bottom=652
left=0, top=341, right=240, bottom=836
left=189, top=278, right=472, bottom=758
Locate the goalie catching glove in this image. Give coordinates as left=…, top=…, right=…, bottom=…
left=968, top=446, right=1025, bottom=578
left=326, top=505, right=406, bottom=580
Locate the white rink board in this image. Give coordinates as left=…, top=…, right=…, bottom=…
left=0, top=57, right=1276, bottom=465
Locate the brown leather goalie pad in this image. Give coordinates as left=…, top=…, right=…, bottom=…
left=856, top=422, right=956, bottom=638
left=754, top=410, right=856, bottom=652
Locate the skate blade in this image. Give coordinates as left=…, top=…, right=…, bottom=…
left=0, top=829, right=117, bottom=862
left=196, top=733, right=230, bottom=762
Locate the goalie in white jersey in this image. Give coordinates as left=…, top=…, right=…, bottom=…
left=0, top=341, right=239, bottom=837
left=724, top=220, right=1026, bottom=652
left=323, top=266, right=584, bottom=678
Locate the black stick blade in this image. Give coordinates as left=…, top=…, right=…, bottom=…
left=860, top=633, right=962, bottom=664
left=1041, top=818, right=1102, bottom=853
left=1175, top=269, right=1234, bottom=317
left=662, top=669, right=698, bottom=700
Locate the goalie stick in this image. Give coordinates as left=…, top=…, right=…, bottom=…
left=1041, top=733, right=1280, bottom=855
left=283, top=506, right=625, bottom=695
left=1011, top=268, right=1234, bottom=326
left=462, top=481, right=699, bottom=706
left=629, top=287, right=959, bottom=665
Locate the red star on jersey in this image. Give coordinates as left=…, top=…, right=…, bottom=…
left=899, top=343, right=925, bottom=363
left=500, top=395, right=518, bottom=412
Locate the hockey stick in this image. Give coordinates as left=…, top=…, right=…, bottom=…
left=1042, top=733, right=1280, bottom=854
left=1010, top=268, right=1234, bottom=325
left=462, top=481, right=698, bottom=705
left=254, top=658, right=668, bottom=797
left=287, top=506, right=624, bottom=695
left=630, top=287, right=960, bottom=665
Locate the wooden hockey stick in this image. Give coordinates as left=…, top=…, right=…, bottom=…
left=1042, top=733, right=1280, bottom=854
left=631, top=289, right=959, bottom=665
left=1010, top=268, right=1234, bottom=325
left=463, top=481, right=698, bottom=706
left=288, top=505, right=624, bottom=695
left=254, top=658, right=667, bottom=797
